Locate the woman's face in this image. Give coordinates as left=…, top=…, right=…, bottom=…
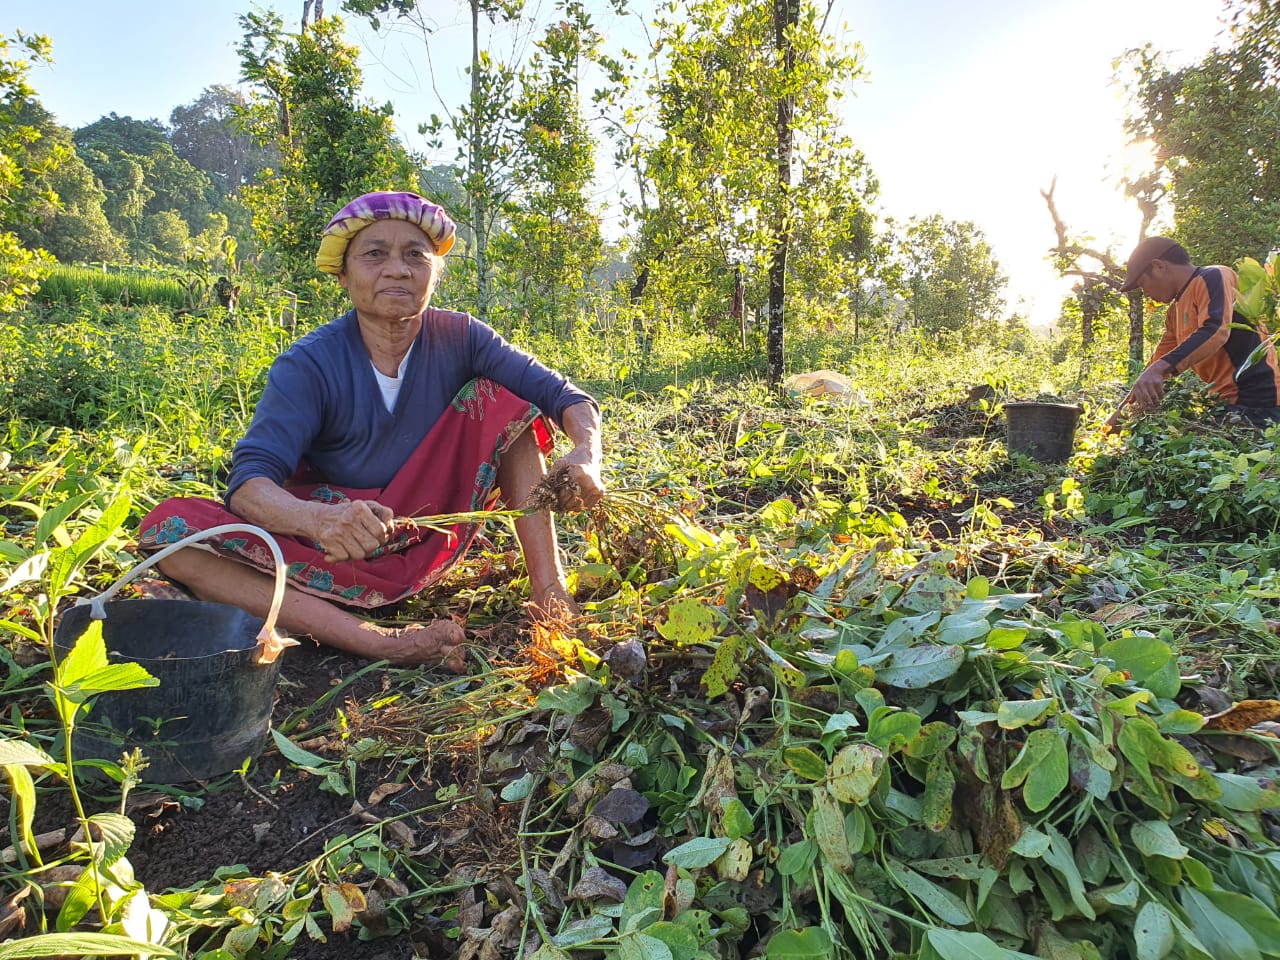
left=339, top=220, right=439, bottom=321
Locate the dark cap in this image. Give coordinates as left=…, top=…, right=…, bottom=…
left=1119, top=236, right=1181, bottom=292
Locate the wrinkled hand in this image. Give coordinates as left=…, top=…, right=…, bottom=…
left=546, top=447, right=605, bottom=513
left=1128, top=363, right=1168, bottom=415
left=314, top=498, right=394, bottom=562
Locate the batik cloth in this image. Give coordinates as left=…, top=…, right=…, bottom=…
left=137, top=380, right=551, bottom=609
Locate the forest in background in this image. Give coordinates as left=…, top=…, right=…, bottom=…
left=0, top=0, right=1276, bottom=380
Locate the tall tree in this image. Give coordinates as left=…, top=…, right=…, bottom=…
left=1120, top=28, right=1280, bottom=265
left=342, top=0, right=527, bottom=325
left=895, top=214, right=1006, bottom=342
left=495, top=0, right=604, bottom=332
left=9, top=101, right=123, bottom=263
left=613, top=0, right=868, bottom=370
left=0, top=31, right=59, bottom=308
left=236, top=8, right=416, bottom=282
left=169, top=84, right=274, bottom=192
left=73, top=113, right=217, bottom=260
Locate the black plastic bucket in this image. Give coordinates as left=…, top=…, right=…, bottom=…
left=54, top=599, right=282, bottom=783
left=1005, top=402, right=1082, bottom=463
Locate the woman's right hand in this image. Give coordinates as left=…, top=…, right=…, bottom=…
left=314, top=499, right=395, bottom=562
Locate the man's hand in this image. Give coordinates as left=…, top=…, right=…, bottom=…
left=313, top=499, right=394, bottom=562
left=1103, top=398, right=1130, bottom=432
left=1128, top=361, right=1171, bottom=415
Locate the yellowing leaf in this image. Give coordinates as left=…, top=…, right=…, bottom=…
left=826, top=743, right=881, bottom=804
left=921, top=754, right=954, bottom=831
left=701, top=634, right=745, bottom=698
left=321, top=882, right=366, bottom=933
left=657, top=599, right=718, bottom=646
left=713, top=837, right=753, bottom=882
left=810, top=789, right=852, bottom=874
left=784, top=746, right=828, bottom=782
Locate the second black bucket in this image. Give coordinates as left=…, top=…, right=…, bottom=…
left=1005, top=402, right=1082, bottom=463
left=54, top=599, right=281, bottom=783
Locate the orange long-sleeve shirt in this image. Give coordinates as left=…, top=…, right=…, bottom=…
left=1152, top=265, right=1280, bottom=407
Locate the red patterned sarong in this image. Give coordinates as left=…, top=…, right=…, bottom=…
left=137, top=379, right=552, bottom=609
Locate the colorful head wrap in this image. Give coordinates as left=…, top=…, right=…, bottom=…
left=316, top=191, right=456, bottom=275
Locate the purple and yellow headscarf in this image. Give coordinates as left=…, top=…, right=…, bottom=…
left=316, top=191, right=457, bottom=275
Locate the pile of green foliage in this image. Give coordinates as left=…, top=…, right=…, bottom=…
left=1086, top=381, right=1280, bottom=538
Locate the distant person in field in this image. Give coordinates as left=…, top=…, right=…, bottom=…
left=1106, top=236, right=1280, bottom=430
left=137, top=191, right=604, bottom=669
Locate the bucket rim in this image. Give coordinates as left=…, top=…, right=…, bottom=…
left=1003, top=400, right=1084, bottom=413
left=54, top=598, right=271, bottom=663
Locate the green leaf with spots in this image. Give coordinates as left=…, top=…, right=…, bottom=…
left=784, top=746, right=828, bottom=781
left=1135, top=901, right=1175, bottom=960
left=1002, top=728, right=1068, bottom=812
left=701, top=634, right=745, bottom=698
left=811, top=789, right=853, bottom=873
left=922, top=754, right=955, bottom=831
left=1131, top=821, right=1188, bottom=860
left=826, top=743, right=882, bottom=804
left=885, top=857, right=971, bottom=925
left=658, top=598, right=718, bottom=645
left=876, top=643, right=965, bottom=688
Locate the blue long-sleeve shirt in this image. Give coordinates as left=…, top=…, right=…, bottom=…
left=225, top=308, right=596, bottom=502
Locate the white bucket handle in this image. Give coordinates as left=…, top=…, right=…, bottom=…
left=80, top=523, right=288, bottom=640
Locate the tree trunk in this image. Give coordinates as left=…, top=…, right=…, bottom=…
left=1127, top=291, right=1145, bottom=376
left=469, top=0, right=491, bottom=326
left=767, top=0, right=799, bottom=390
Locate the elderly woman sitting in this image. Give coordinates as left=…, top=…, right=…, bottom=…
left=137, top=191, right=604, bottom=668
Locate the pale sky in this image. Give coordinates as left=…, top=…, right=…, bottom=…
left=8, top=0, right=1231, bottom=326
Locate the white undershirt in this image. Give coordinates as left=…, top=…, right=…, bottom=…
left=371, top=342, right=415, bottom=412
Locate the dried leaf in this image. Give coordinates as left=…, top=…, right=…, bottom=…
left=1203, top=699, right=1280, bottom=732
left=368, top=782, right=408, bottom=806
left=321, top=882, right=366, bottom=933
left=1088, top=603, right=1150, bottom=625
left=591, top=787, right=649, bottom=826
left=566, top=866, right=628, bottom=903
left=0, top=887, right=28, bottom=938
left=384, top=819, right=416, bottom=847
left=583, top=815, right=619, bottom=840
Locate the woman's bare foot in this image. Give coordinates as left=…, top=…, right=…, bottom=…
left=383, top=620, right=468, bottom=671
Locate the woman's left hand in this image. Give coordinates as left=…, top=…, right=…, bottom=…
left=548, top=402, right=605, bottom=513
left=547, top=447, right=605, bottom=513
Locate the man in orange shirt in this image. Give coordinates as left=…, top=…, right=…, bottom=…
left=1107, top=236, right=1280, bottom=428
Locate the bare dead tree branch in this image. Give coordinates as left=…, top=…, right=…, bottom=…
left=1040, top=176, right=1124, bottom=289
